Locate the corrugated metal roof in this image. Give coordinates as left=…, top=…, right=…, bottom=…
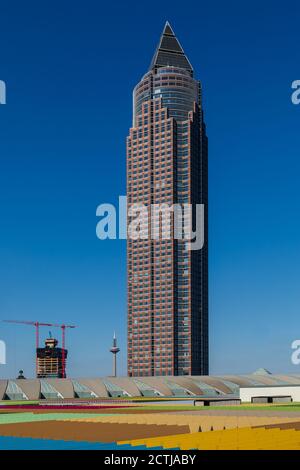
left=2, top=374, right=300, bottom=400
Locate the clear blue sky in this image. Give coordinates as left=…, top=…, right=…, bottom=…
left=0, top=0, right=299, bottom=379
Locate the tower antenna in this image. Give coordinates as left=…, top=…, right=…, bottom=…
left=110, top=332, right=120, bottom=377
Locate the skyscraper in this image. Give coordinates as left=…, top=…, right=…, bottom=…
left=127, top=22, right=208, bottom=377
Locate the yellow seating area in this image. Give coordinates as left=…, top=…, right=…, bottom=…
left=118, top=426, right=300, bottom=450
left=64, top=413, right=300, bottom=434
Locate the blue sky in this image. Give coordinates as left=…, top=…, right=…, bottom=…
left=0, top=0, right=299, bottom=378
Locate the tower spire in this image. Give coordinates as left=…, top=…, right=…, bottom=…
left=110, top=332, right=120, bottom=377
left=163, top=21, right=175, bottom=36
left=149, top=21, right=193, bottom=75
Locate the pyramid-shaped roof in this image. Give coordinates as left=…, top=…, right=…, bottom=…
left=149, top=22, right=193, bottom=74
left=253, top=368, right=272, bottom=376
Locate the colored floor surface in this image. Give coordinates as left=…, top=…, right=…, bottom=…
left=2, top=405, right=300, bottom=450
left=67, top=411, right=300, bottom=433
left=0, top=435, right=164, bottom=450
left=120, top=426, right=300, bottom=450
left=0, top=420, right=190, bottom=442
left=0, top=412, right=116, bottom=424
left=255, top=421, right=300, bottom=430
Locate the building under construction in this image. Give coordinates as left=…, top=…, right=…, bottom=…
left=37, top=335, right=67, bottom=378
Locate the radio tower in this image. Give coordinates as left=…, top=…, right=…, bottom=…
left=110, top=332, right=120, bottom=377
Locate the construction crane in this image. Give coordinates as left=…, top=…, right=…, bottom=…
left=2, top=320, right=76, bottom=378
